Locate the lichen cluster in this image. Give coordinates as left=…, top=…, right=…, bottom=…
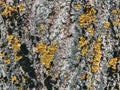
left=36, top=41, right=57, bottom=68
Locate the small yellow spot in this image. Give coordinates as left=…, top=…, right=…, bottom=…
left=0, top=53, right=5, bottom=57
left=14, top=55, right=22, bottom=62
left=11, top=76, right=17, bottom=84
left=76, top=55, right=80, bottom=60
left=13, top=6, right=18, bottom=12
left=54, top=74, right=59, bottom=79
left=81, top=75, right=86, bottom=80
left=19, top=3, right=24, bottom=12
left=22, top=76, right=26, bottom=84
left=89, top=8, right=96, bottom=15
left=64, top=74, right=68, bottom=78
left=12, top=43, right=21, bottom=52
left=97, top=36, right=102, bottom=43
left=103, top=22, right=110, bottom=29
left=115, top=34, right=119, bottom=38
left=74, top=4, right=81, bottom=11
left=18, top=87, right=23, bottom=90
left=81, top=74, right=91, bottom=80
left=91, top=66, right=98, bottom=73
left=39, top=24, right=45, bottom=30
left=7, top=35, right=14, bottom=43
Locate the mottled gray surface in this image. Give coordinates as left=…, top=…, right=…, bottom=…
left=0, top=0, right=120, bottom=90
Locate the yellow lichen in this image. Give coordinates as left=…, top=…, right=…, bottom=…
left=11, top=76, right=17, bottom=84
left=36, top=41, right=57, bottom=68
left=113, top=20, right=119, bottom=26
left=63, top=74, right=68, bottom=78
left=79, top=6, right=96, bottom=27
left=111, top=10, right=118, bottom=15
left=79, top=14, right=96, bottom=27
left=22, top=76, right=26, bottom=84
left=14, top=54, right=22, bottom=62
left=97, top=36, right=102, bottom=43
left=19, top=3, right=24, bottom=12
left=54, top=74, right=59, bottom=79
left=0, top=53, right=5, bottom=57
left=78, top=36, right=87, bottom=48
left=12, top=43, right=21, bottom=52
left=7, top=35, right=14, bottom=43
left=7, top=36, right=21, bottom=53
left=74, top=4, right=81, bottom=11
left=89, top=8, right=96, bottom=15
left=81, top=74, right=91, bottom=80
left=81, top=45, right=88, bottom=56
left=103, top=22, right=110, bottom=29
left=0, top=1, right=24, bottom=17
left=91, top=37, right=101, bottom=73
left=107, top=58, right=118, bottom=70
left=3, top=59, right=11, bottom=64
left=39, top=24, right=45, bottom=30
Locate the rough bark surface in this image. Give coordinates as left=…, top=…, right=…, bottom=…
left=0, top=0, right=120, bottom=90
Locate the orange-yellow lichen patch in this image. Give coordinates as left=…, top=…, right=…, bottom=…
left=74, top=4, right=81, bottom=11
left=97, top=36, right=102, bottom=43
left=11, top=76, right=17, bottom=84
left=93, top=43, right=101, bottom=52
left=63, top=74, right=68, bottom=78
left=79, top=14, right=96, bottom=28
left=79, top=6, right=96, bottom=28
left=7, top=36, right=21, bottom=53
left=3, top=59, right=11, bottom=64
left=88, top=8, right=96, bottom=15
left=103, top=22, right=110, bottom=29
left=7, top=35, right=14, bottom=43
left=14, top=55, right=22, bottom=62
left=54, top=74, right=59, bottom=79
left=19, top=3, right=24, bottom=12
left=113, top=20, right=119, bottom=26
left=36, top=41, right=57, bottom=68
left=81, top=74, right=91, bottom=80
left=107, top=58, right=118, bottom=70
left=12, top=43, right=21, bottom=52
left=91, top=65, right=99, bottom=73
left=0, top=1, right=24, bottom=17
left=78, top=36, right=87, bottom=48
left=81, top=45, right=88, bottom=56
left=111, top=10, right=118, bottom=15
left=91, top=37, right=101, bottom=73
left=1, top=3, right=15, bottom=17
